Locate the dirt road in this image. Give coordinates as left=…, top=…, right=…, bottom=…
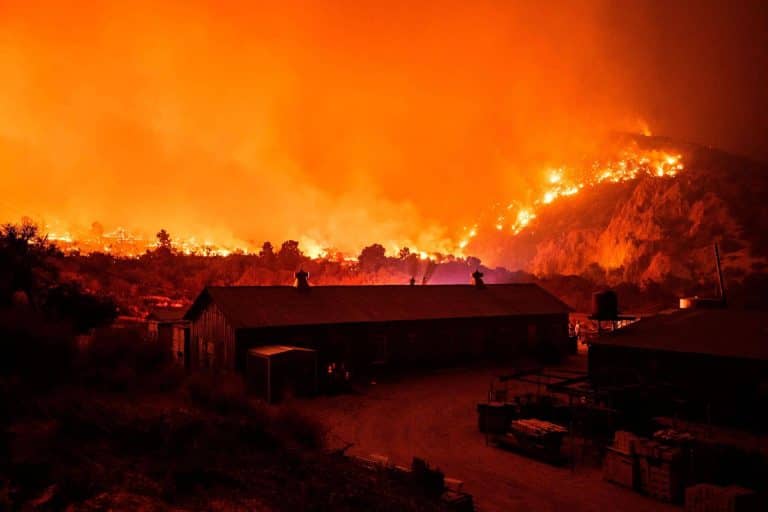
left=303, top=357, right=677, bottom=511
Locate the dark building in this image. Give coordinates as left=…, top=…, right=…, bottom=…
left=183, top=279, right=572, bottom=378
left=246, top=345, right=318, bottom=403
left=146, top=308, right=189, bottom=366
left=588, top=308, right=768, bottom=429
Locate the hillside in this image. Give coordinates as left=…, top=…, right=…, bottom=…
left=470, top=136, right=768, bottom=292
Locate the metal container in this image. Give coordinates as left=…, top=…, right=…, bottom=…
left=591, top=290, right=619, bottom=319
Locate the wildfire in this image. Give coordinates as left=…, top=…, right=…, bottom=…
left=40, top=143, right=684, bottom=261
left=457, top=144, right=684, bottom=250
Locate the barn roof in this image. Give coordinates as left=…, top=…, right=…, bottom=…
left=589, top=308, right=768, bottom=361
left=184, top=283, right=571, bottom=329
left=146, top=308, right=187, bottom=323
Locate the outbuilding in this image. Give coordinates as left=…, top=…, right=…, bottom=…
left=246, top=345, right=318, bottom=403
left=588, top=308, right=768, bottom=429
left=146, top=308, right=189, bottom=366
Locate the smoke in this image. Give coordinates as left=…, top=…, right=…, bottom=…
left=0, top=1, right=765, bottom=254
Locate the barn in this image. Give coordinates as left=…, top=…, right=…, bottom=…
left=182, top=273, right=571, bottom=382
left=588, top=308, right=768, bottom=429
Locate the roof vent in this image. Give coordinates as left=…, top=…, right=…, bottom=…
left=472, top=269, right=485, bottom=288
left=295, top=269, right=310, bottom=290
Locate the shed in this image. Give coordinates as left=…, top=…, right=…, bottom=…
left=147, top=308, right=189, bottom=366
left=246, top=345, right=318, bottom=403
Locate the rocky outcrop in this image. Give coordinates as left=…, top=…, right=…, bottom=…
left=471, top=138, right=768, bottom=288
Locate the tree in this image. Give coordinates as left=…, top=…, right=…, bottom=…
left=156, top=229, right=172, bottom=250
left=0, top=221, right=60, bottom=307
left=277, top=240, right=304, bottom=270
left=358, top=243, right=387, bottom=273
left=154, top=229, right=173, bottom=258
left=259, top=241, right=276, bottom=268
left=45, top=282, right=118, bottom=333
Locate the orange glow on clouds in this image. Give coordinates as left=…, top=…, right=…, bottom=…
left=0, top=1, right=755, bottom=258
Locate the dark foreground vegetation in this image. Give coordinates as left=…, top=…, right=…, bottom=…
left=0, top=223, right=448, bottom=510
left=1, top=312, right=451, bottom=511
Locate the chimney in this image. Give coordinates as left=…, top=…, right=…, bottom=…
left=295, top=269, right=310, bottom=290
left=472, top=269, right=485, bottom=288
left=409, top=276, right=416, bottom=286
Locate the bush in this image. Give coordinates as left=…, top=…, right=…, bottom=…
left=77, top=327, right=183, bottom=392
left=270, top=407, right=326, bottom=450
left=184, top=372, right=251, bottom=415
left=0, top=309, right=76, bottom=390
left=183, top=372, right=325, bottom=450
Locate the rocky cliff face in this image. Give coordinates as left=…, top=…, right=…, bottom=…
left=471, top=137, right=768, bottom=289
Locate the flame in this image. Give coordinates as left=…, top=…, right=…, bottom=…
left=40, top=142, right=684, bottom=260
left=466, top=144, right=684, bottom=245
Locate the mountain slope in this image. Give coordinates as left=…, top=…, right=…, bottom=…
left=470, top=136, right=768, bottom=288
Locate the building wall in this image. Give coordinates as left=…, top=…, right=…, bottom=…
left=589, top=344, right=768, bottom=428
left=234, top=313, right=569, bottom=374
left=188, top=303, right=568, bottom=375
left=188, top=302, right=236, bottom=369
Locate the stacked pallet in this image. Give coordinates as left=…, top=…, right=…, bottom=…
left=603, top=448, right=635, bottom=488
left=603, top=431, right=637, bottom=488
left=495, top=419, right=568, bottom=463
left=613, top=430, right=640, bottom=454
left=685, top=484, right=760, bottom=512
left=635, top=439, right=684, bottom=502
left=509, top=418, right=567, bottom=437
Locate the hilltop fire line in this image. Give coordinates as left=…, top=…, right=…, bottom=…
left=35, top=141, right=685, bottom=264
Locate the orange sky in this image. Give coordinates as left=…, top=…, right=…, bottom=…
left=1, top=1, right=766, bottom=254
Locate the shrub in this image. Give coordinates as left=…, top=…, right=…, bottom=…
left=270, top=407, right=326, bottom=450
left=184, top=372, right=251, bottom=415
left=0, top=309, right=76, bottom=390
left=79, top=328, right=181, bottom=392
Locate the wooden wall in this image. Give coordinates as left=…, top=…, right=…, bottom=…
left=189, top=305, right=568, bottom=375
left=189, top=302, right=236, bottom=369
left=234, top=313, right=569, bottom=373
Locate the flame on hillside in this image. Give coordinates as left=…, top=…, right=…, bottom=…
left=39, top=141, right=684, bottom=261
left=458, top=143, right=684, bottom=248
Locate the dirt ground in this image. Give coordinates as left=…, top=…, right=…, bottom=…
left=302, top=355, right=678, bottom=512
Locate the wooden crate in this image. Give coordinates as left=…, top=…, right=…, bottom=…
left=638, top=457, right=683, bottom=503
left=603, top=448, right=635, bottom=488
left=613, top=431, right=639, bottom=455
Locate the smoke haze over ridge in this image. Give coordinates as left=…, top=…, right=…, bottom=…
left=1, top=0, right=766, bottom=254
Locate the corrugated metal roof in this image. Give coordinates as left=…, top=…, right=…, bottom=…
left=185, top=283, right=571, bottom=329
left=590, top=308, right=768, bottom=361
